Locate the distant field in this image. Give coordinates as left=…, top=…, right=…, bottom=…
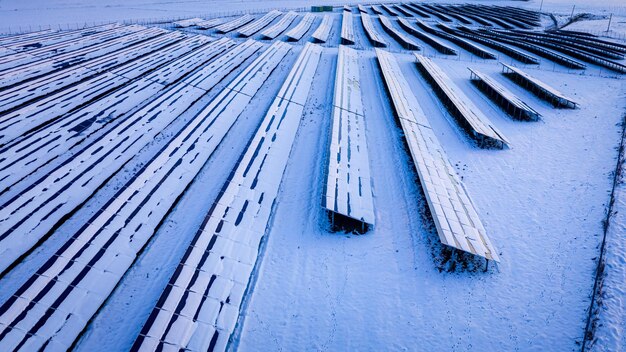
left=0, top=0, right=625, bottom=34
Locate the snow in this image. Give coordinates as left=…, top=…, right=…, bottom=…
left=341, top=12, right=355, bottom=45
left=0, top=39, right=280, bottom=352
left=311, top=14, right=332, bottom=43
left=378, top=48, right=500, bottom=261
left=379, top=15, right=421, bottom=50
left=0, top=38, right=244, bottom=273
left=0, top=1, right=624, bottom=351
left=587, top=116, right=626, bottom=352
left=236, top=48, right=624, bottom=352
left=73, top=42, right=289, bottom=352
left=416, top=53, right=510, bottom=147
left=502, top=63, right=578, bottom=105
left=0, top=27, right=169, bottom=87
left=215, top=14, right=255, bottom=34
left=399, top=17, right=458, bottom=55
left=326, top=45, right=375, bottom=226
left=261, top=11, right=298, bottom=39
left=361, top=13, right=388, bottom=47
left=130, top=42, right=318, bottom=352
left=0, top=30, right=187, bottom=112
left=468, top=68, right=542, bottom=120
left=285, top=13, right=315, bottom=41
left=238, top=10, right=282, bottom=38
left=0, top=0, right=623, bottom=35
left=564, top=18, right=626, bottom=40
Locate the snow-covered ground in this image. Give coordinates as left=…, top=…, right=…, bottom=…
left=588, top=122, right=626, bottom=352
left=0, top=1, right=624, bottom=352
left=564, top=17, right=626, bottom=40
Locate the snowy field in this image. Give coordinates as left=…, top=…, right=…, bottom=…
left=1, top=0, right=625, bottom=34
left=0, top=1, right=624, bottom=352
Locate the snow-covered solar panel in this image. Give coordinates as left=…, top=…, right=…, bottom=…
left=378, top=15, right=420, bottom=50
left=496, top=14, right=532, bottom=29
left=325, top=45, right=375, bottom=227
left=469, top=68, right=541, bottom=121
left=465, top=13, right=493, bottom=26
left=501, top=63, right=578, bottom=108
left=215, top=14, right=255, bottom=33
left=173, top=17, right=204, bottom=28
left=454, top=5, right=501, bottom=27
left=414, top=53, right=510, bottom=148
left=238, top=10, right=282, bottom=37
left=405, top=3, right=430, bottom=18
left=507, top=30, right=624, bottom=60
left=312, top=14, right=332, bottom=43
left=498, top=30, right=626, bottom=73
left=0, top=33, right=211, bottom=145
left=132, top=42, right=323, bottom=352
left=447, top=12, right=474, bottom=25
left=0, top=36, right=218, bottom=194
left=376, top=48, right=500, bottom=262
left=0, top=28, right=56, bottom=47
left=454, top=26, right=539, bottom=64
left=370, top=5, right=384, bottom=15
left=361, top=13, right=387, bottom=47
left=341, top=12, right=355, bottom=45
left=393, top=4, right=413, bottom=17
left=415, top=19, right=497, bottom=59
left=397, top=18, right=456, bottom=55
left=0, top=30, right=187, bottom=113
left=195, top=17, right=229, bottom=29
left=285, top=13, right=315, bottom=41
left=0, top=23, right=120, bottom=56
left=476, top=28, right=586, bottom=69
left=0, top=37, right=242, bottom=271
left=261, top=11, right=298, bottom=40
left=0, top=40, right=268, bottom=351
left=422, top=4, right=453, bottom=22
left=553, top=30, right=626, bottom=52
left=0, top=24, right=147, bottom=71
left=380, top=4, right=398, bottom=16
left=0, top=26, right=169, bottom=88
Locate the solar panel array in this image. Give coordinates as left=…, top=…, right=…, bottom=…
left=133, top=42, right=322, bottom=352
left=415, top=54, right=510, bottom=148
left=325, top=45, right=375, bottom=227
left=0, top=2, right=622, bottom=350
left=376, top=48, right=500, bottom=262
